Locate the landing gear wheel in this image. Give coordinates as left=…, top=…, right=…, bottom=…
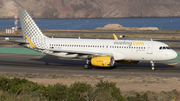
left=152, top=67, right=155, bottom=71
left=150, top=61, right=155, bottom=71
left=84, top=64, right=89, bottom=69
left=88, top=65, right=92, bottom=69
left=84, top=59, right=92, bottom=69
left=84, top=64, right=92, bottom=69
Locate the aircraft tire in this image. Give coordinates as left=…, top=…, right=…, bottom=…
left=151, top=67, right=155, bottom=71
left=84, top=64, right=89, bottom=69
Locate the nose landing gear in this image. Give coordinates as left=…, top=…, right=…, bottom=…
left=150, top=61, right=155, bottom=70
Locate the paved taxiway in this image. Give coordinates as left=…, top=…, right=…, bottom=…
left=0, top=53, right=180, bottom=77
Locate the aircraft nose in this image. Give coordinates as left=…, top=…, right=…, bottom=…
left=170, top=51, right=178, bottom=60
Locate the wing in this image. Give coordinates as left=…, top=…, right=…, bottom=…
left=46, top=49, right=113, bottom=56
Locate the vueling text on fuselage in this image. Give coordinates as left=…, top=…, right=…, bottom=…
left=114, top=41, right=144, bottom=46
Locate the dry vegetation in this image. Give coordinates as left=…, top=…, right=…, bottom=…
left=1, top=72, right=180, bottom=100
left=1, top=72, right=180, bottom=93
left=2, top=29, right=180, bottom=39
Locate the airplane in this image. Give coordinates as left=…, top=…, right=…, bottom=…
left=16, top=9, right=177, bottom=70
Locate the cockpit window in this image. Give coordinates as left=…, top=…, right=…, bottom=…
left=159, top=46, right=171, bottom=50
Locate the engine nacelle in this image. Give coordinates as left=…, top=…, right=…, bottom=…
left=91, top=56, right=114, bottom=67
left=117, top=60, right=139, bottom=65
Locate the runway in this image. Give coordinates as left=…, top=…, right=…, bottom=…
left=0, top=53, right=180, bottom=77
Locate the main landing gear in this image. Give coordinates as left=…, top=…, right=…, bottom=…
left=150, top=61, right=155, bottom=70
left=84, top=59, right=92, bottom=69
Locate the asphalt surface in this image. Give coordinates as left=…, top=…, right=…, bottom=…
left=0, top=53, right=180, bottom=77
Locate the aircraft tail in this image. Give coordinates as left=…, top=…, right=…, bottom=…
left=18, top=9, right=47, bottom=49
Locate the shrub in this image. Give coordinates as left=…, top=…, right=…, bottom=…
left=127, top=93, right=148, bottom=101
left=42, top=83, right=69, bottom=101
left=94, top=80, right=126, bottom=101
left=0, top=77, right=34, bottom=92
left=0, top=90, right=48, bottom=101
left=69, top=82, right=93, bottom=101
left=0, top=76, right=11, bottom=91
left=8, top=82, right=45, bottom=95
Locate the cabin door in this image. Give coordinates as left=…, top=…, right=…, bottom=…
left=147, top=44, right=153, bottom=54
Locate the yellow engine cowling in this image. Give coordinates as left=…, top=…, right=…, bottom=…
left=117, top=60, right=139, bottom=65
left=91, top=56, right=114, bottom=67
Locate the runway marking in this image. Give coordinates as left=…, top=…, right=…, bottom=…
left=0, top=62, right=47, bottom=67
left=0, top=54, right=19, bottom=56
left=0, top=66, right=60, bottom=72
left=168, top=63, right=179, bottom=65
left=0, top=62, right=19, bottom=65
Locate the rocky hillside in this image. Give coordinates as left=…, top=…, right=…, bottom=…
left=0, top=0, right=180, bottom=18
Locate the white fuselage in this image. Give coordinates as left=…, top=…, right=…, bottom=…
left=44, top=38, right=177, bottom=61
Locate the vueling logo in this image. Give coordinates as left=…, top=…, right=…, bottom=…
left=133, top=41, right=144, bottom=45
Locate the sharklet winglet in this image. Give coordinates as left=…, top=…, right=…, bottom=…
left=26, top=36, right=35, bottom=48
left=113, top=34, right=118, bottom=40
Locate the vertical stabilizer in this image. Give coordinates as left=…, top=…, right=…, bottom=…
left=18, top=9, right=47, bottom=49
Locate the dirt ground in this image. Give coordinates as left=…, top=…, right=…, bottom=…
left=26, top=75, right=180, bottom=93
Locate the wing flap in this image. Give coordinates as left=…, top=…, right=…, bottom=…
left=46, top=49, right=113, bottom=56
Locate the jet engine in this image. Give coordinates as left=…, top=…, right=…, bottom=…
left=117, top=60, right=139, bottom=65
left=91, top=56, right=114, bottom=67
